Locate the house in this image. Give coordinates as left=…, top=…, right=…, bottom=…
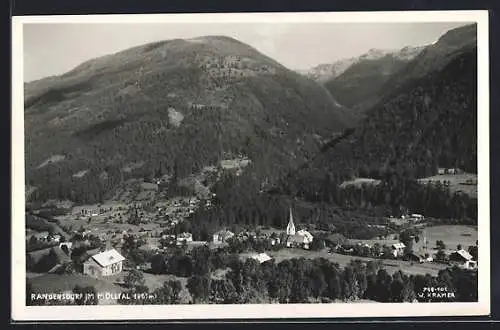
left=176, top=232, right=193, bottom=245
left=391, top=243, right=406, bottom=257
left=33, top=231, right=50, bottom=243
left=409, top=214, right=425, bottom=221
left=83, top=249, right=125, bottom=278
left=270, top=237, right=281, bottom=246
left=80, top=208, right=99, bottom=217
left=49, top=234, right=62, bottom=243
left=213, top=230, right=235, bottom=243
left=249, top=253, right=272, bottom=264
left=59, top=242, right=73, bottom=250
left=437, top=168, right=446, bottom=175
left=445, top=168, right=463, bottom=175
left=58, top=242, right=73, bottom=256
left=296, top=229, right=314, bottom=244
left=286, top=234, right=309, bottom=248
left=449, top=249, right=476, bottom=269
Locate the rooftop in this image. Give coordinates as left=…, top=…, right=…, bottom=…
left=90, top=249, right=125, bottom=267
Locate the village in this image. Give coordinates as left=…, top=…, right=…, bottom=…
left=26, top=178, right=478, bottom=306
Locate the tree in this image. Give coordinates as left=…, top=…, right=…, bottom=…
left=153, top=280, right=183, bottom=304
left=436, top=240, right=446, bottom=250
left=209, top=279, right=238, bottom=304
left=435, top=249, right=447, bottom=263
left=457, top=244, right=462, bottom=251
left=150, top=254, right=166, bottom=274
left=187, top=275, right=211, bottom=304
left=124, top=269, right=146, bottom=289
left=73, top=285, right=99, bottom=305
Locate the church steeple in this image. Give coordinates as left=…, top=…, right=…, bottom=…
left=286, top=207, right=296, bottom=236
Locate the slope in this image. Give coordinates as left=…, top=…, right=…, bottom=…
left=285, top=46, right=477, bottom=201
left=25, top=36, right=353, bottom=204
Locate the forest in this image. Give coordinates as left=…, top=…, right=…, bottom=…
left=27, top=254, right=477, bottom=306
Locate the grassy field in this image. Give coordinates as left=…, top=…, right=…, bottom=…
left=348, top=238, right=399, bottom=246
left=265, top=248, right=448, bottom=276
left=418, top=173, right=478, bottom=198
left=422, top=225, right=477, bottom=251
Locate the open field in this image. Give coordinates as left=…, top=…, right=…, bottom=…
left=265, top=248, right=448, bottom=276
left=340, top=177, right=381, bottom=189
left=418, top=173, right=478, bottom=198
left=422, top=225, right=477, bottom=251
left=348, top=238, right=399, bottom=246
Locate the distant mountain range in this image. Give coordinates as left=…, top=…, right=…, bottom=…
left=285, top=24, right=478, bottom=199
left=300, top=24, right=476, bottom=118
left=301, top=45, right=426, bottom=84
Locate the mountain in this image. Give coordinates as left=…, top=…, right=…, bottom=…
left=24, top=36, right=353, bottom=204
left=284, top=44, right=477, bottom=202
left=378, top=24, right=477, bottom=96
left=186, top=45, right=478, bottom=240
left=320, top=46, right=426, bottom=114
left=303, top=23, right=476, bottom=118
left=300, top=57, right=359, bottom=83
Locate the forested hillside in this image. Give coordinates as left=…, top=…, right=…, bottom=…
left=182, top=42, right=478, bottom=240
left=25, top=36, right=352, bottom=204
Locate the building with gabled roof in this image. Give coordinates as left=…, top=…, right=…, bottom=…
left=391, top=242, right=406, bottom=257
left=83, top=249, right=125, bottom=278
left=250, top=253, right=272, bottom=264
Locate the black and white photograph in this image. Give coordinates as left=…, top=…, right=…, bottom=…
left=11, top=10, right=490, bottom=320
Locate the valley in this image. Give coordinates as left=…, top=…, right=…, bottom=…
left=24, top=24, right=479, bottom=306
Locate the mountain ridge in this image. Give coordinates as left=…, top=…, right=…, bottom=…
left=24, top=35, right=352, bottom=205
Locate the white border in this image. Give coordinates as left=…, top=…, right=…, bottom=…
left=12, top=10, right=490, bottom=321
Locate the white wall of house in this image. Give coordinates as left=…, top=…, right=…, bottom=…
left=84, top=259, right=123, bottom=277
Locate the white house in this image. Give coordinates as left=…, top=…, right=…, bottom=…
left=176, top=232, right=193, bottom=245
left=449, top=249, right=476, bottom=269
left=391, top=242, right=406, bottom=257
left=409, top=214, right=425, bottom=221
left=213, top=230, right=235, bottom=243
left=250, top=253, right=272, bottom=264
left=83, top=249, right=125, bottom=278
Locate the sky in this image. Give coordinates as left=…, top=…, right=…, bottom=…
left=23, top=21, right=470, bottom=82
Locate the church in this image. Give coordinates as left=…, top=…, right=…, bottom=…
left=285, top=207, right=314, bottom=249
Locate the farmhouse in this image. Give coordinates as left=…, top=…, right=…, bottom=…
left=250, top=253, right=272, bottom=264
left=83, top=249, right=125, bottom=278
left=391, top=242, right=406, bottom=257
left=176, top=232, right=193, bottom=245
left=270, top=237, right=281, bottom=246
left=449, top=249, right=477, bottom=269
left=213, top=230, right=235, bottom=243
left=409, top=214, right=425, bottom=221
left=32, top=231, right=50, bottom=242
